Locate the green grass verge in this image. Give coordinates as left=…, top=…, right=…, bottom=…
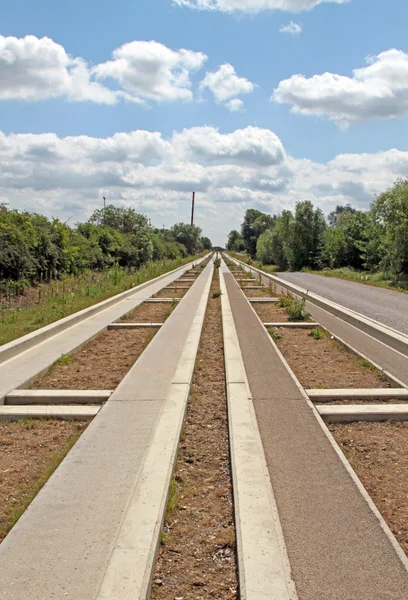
left=0, top=253, right=205, bottom=347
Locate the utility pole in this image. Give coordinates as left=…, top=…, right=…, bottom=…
left=191, top=191, right=195, bottom=227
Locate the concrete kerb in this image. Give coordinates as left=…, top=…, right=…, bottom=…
left=228, top=262, right=408, bottom=576
left=5, top=389, right=112, bottom=405
left=225, top=254, right=408, bottom=358
left=0, top=405, right=100, bottom=421
left=95, top=261, right=214, bottom=600
left=0, top=254, right=210, bottom=366
left=219, top=262, right=297, bottom=600
left=317, top=404, right=408, bottom=423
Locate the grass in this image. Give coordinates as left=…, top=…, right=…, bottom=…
left=308, top=328, right=324, bottom=340
left=269, top=328, right=283, bottom=341
left=54, top=354, right=72, bottom=365
left=304, top=267, right=408, bottom=293
left=164, top=477, right=179, bottom=525
left=277, top=293, right=311, bottom=321
left=0, top=253, right=205, bottom=347
left=227, top=252, right=279, bottom=274
left=0, top=422, right=84, bottom=541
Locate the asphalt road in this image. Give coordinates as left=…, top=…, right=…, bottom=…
left=277, top=272, right=408, bottom=335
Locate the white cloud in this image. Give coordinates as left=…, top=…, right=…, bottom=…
left=279, top=21, right=302, bottom=35
left=0, top=36, right=207, bottom=106
left=173, top=0, right=350, bottom=14
left=226, top=98, right=244, bottom=111
left=94, top=40, right=207, bottom=103
left=172, top=126, right=285, bottom=166
left=0, top=35, right=116, bottom=104
left=199, top=63, right=255, bottom=109
left=273, top=49, right=408, bottom=125
left=3, top=125, right=408, bottom=245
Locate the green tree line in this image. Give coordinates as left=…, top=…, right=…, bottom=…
left=226, top=178, right=408, bottom=283
left=0, top=203, right=212, bottom=285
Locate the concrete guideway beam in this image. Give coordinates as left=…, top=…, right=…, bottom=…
left=0, top=405, right=100, bottom=421
left=107, top=323, right=164, bottom=330
left=317, top=404, right=408, bottom=423
left=265, top=322, right=319, bottom=329
left=219, top=259, right=297, bottom=600
left=0, top=256, right=209, bottom=404
left=308, top=388, right=408, bottom=401
left=0, top=259, right=214, bottom=600
left=222, top=260, right=408, bottom=599
left=5, top=389, right=112, bottom=405
left=226, top=254, right=408, bottom=359
left=0, top=254, right=210, bottom=367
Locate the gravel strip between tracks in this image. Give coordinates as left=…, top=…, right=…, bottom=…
left=151, top=269, right=238, bottom=600
left=330, top=421, right=408, bottom=558
left=274, top=328, right=390, bottom=390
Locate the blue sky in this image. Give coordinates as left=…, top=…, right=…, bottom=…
left=1, top=0, right=408, bottom=244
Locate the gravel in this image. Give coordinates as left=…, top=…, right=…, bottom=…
left=277, top=272, right=408, bottom=334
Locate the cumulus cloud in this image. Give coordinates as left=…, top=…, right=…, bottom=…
left=0, top=36, right=207, bottom=105
left=273, top=49, right=408, bottom=125
left=3, top=125, right=408, bottom=245
left=172, top=126, right=285, bottom=166
left=94, top=40, right=207, bottom=103
left=0, top=35, right=116, bottom=104
left=199, top=63, right=255, bottom=110
left=173, top=0, right=350, bottom=14
left=279, top=21, right=302, bottom=34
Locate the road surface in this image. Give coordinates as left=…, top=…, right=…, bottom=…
left=277, top=272, right=408, bottom=335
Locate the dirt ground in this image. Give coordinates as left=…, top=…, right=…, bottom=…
left=330, top=422, right=408, bottom=557
left=31, top=328, right=157, bottom=389
left=153, top=288, right=188, bottom=298
left=242, top=287, right=274, bottom=297
left=151, top=271, right=238, bottom=600
left=253, top=303, right=289, bottom=322
left=120, top=301, right=175, bottom=323
left=0, top=419, right=89, bottom=542
left=275, top=329, right=389, bottom=389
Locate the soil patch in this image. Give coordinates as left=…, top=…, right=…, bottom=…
left=242, top=287, right=273, bottom=297
left=31, top=329, right=157, bottom=390
left=275, top=329, right=389, bottom=389
left=329, top=422, right=408, bottom=557
left=151, top=271, right=238, bottom=600
left=0, top=419, right=89, bottom=542
left=153, top=288, right=188, bottom=298
left=253, top=303, right=289, bottom=322
left=120, top=302, right=175, bottom=323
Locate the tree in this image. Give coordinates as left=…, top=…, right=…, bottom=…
left=200, top=236, right=212, bottom=250
left=170, top=223, right=202, bottom=255
left=368, top=179, right=408, bottom=278
left=256, top=210, right=293, bottom=270
left=288, top=201, right=326, bottom=270
left=89, top=205, right=150, bottom=235
left=226, top=230, right=245, bottom=252
left=320, top=209, right=368, bottom=269
left=241, top=209, right=265, bottom=257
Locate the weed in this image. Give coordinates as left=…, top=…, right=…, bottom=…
left=165, top=477, right=179, bottom=525
left=55, top=354, right=72, bottom=366
left=308, top=328, right=323, bottom=340
left=285, top=296, right=310, bottom=322
left=212, top=289, right=222, bottom=298
left=269, top=328, right=282, bottom=341
left=213, top=257, right=221, bottom=269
